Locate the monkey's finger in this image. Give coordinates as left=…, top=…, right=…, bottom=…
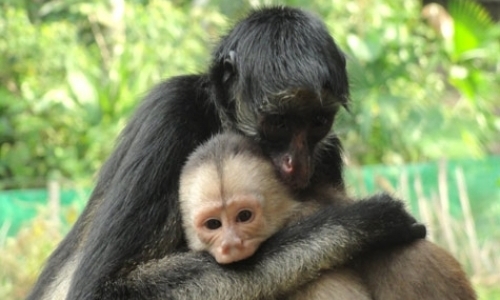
left=410, top=223, right=427, bottom=239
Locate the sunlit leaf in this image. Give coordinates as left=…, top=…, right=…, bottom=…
left=66, top=70, right=98, bottom=106
left=448, top=0, right=494, bottom=58
left=347, top=34, right=373, bottom=62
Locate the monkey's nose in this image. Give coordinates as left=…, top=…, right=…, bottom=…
left=282, top=155, right=294, bottom=174
left=220, top=238, right=244, bottom=255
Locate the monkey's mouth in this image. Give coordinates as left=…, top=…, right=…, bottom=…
left=281, top=165, right=312, bottom=191
left=215, top=242, right=261, bottom=265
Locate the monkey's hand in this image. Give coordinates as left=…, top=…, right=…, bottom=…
left=337, top=193, right=426, bottom=251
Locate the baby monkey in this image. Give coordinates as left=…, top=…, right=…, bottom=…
left=179, top=133, right=374, bottom=299
left=179, top=132, right=476, bottom=300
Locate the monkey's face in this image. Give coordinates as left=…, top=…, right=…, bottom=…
left=254, top=91, right=339, bottom=190
left=227, top=89, right=339, bottom=190
left=192, top=193, right=268, bottom=264
left=180, top=150, right=298, bottom=264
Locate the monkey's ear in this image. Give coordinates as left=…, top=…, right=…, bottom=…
left=223, top=50, right=236, bottom=83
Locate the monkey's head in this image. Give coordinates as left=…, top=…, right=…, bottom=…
left=210, top=6, right=349, bottom=190
left=179, top=133, right=299, bottom=264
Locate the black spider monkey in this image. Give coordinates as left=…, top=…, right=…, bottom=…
left=26, top=6, right=446, bottom=300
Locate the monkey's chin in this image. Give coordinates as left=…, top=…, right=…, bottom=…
left=284, top=176, right=310, bottom=191
left=280, top=168, right=312, bottom=190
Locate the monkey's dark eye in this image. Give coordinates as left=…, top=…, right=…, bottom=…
left=236, top=210, right=253, bottom=222
left=274, top=116, right=288, bottom=129
left=260, top=115, right=291, bottom=141
left=205, top=219, right=222, bottom=230
left=312, top=115, right=332, bottom=128
left=308, top=113, right=334, bottom=144
left=266, top=115, right=288, bottom=130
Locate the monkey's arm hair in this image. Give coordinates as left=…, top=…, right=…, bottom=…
left=105, top=195, right=425, bottom=300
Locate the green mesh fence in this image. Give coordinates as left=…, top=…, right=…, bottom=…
left=345, top=156, right=500, bottom=241
left=1, top=157, right=499, bottom=238
left=0, top=189, right=91, bottom=237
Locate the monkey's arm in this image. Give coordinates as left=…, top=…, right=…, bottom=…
left=62, top=75, right=223, bottom=300
left=106, top=195, right=425, bottom=300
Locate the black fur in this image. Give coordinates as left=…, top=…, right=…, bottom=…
left=28, top=7, right=423, bottom=300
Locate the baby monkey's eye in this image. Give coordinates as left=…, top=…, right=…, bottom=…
left=236, top=210, right=253, bottom=222
left=205, top=219, right=222, bottom=230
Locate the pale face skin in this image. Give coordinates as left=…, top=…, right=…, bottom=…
left=191, top=192, right=266, bottom=264
left=180, top=154, right=298, bottom=264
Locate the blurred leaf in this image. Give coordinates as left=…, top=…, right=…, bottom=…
left=347, top=34, right=375, bottom=62
left=448, top=0, right=493, bottom=58
left=66, top=70, right=98, bottom=106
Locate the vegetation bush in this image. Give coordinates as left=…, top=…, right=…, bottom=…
left=0, top=0, right=225, bottom=189
left=1, top=0, right=499, bottom=189
left=0, top=206, right=79, bottom=300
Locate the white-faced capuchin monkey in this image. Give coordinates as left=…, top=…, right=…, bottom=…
left=179, top=132, right=476, bottom=300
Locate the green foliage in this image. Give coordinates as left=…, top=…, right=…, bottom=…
left=0, top=0, right=499, bottom=189
left=477, top=286, right=500, bottom=300
left=313, top=0, right=499, bottom=165
left=444, top=0, right=500, bottom=159
left=448, top=0, right=494, bottom=58
left=326, top=1, right=447, bottom=164
left=0, top=1, right=226, bottom=189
